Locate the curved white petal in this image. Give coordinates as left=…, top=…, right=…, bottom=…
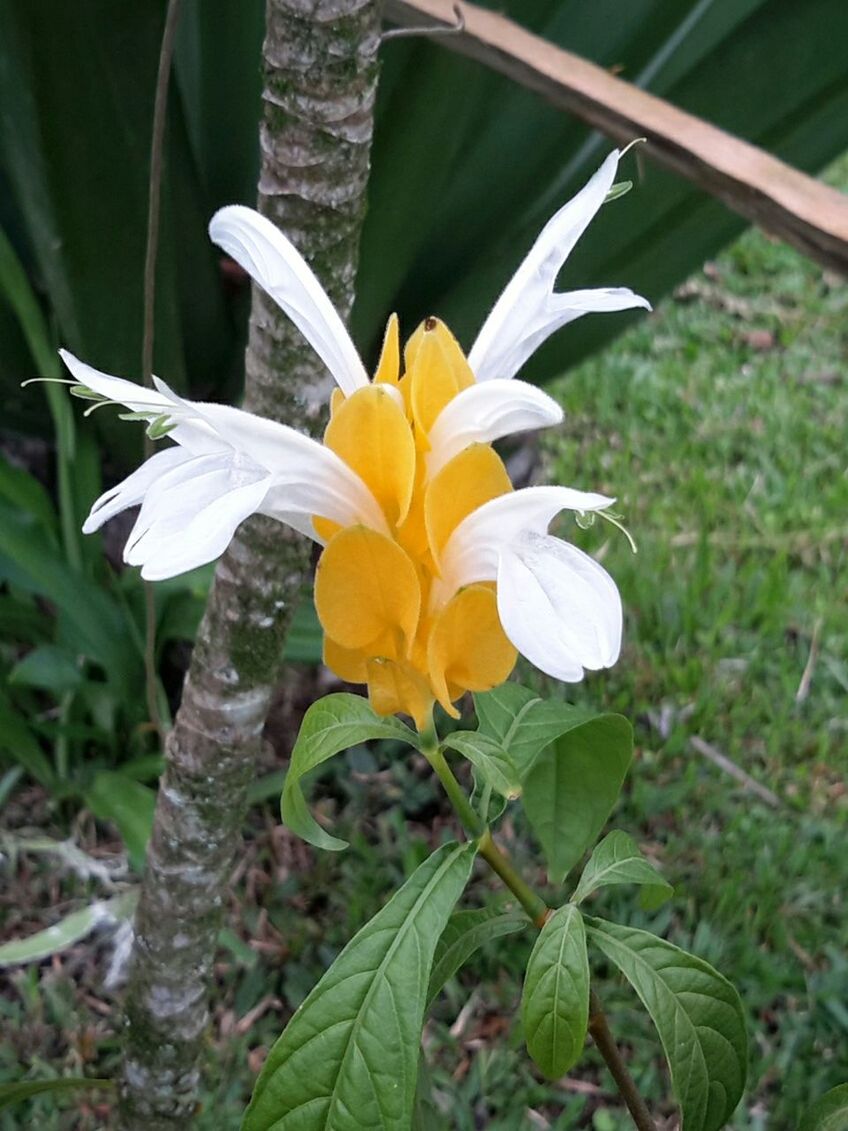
left=468, top=151, right=650, bottom=382
left=496, top=531, right=622, bottom=681
left=426, top=379, right=564, bottom=477
left=440, top=485, right=615, bottom=592
left=478, top=287, right=650, bottom=385
left=64, top=348, right=389, bottom=575
left=176, top=401, right=386, bottom=532
left=209, top=205, right=369, bottom=396
left=60, top=350, right=177, bottom=414
left=125, top=457, right=274, bottom=581
left=82, top=446, right=192, bottom=533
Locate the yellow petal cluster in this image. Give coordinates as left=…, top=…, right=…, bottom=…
left=314, top=316, right=517, bottom=729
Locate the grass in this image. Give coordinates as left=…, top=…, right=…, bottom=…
left=2, top=162, right=847, bottom=1128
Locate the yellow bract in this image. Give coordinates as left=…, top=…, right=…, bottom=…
left=315, top=317, right=517, bottom=728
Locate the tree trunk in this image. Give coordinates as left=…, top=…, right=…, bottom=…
left=118, top=3, right=382, bottom=1126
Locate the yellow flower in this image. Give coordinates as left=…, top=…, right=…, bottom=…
left=312, top=314, right=522, bottom=727
left=58, top=150, right=649, bottom=726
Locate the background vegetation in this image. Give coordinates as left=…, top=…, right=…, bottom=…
left=1, top=2, right=846, bottom=1126
left=2, top=154, right=845, bottom=1127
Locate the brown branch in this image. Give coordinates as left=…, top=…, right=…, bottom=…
left=589, top=990, right=658, bottom=1131
left=384, top=0, right=848, bottom=275
left=118, top=2, right=383, bottom=1127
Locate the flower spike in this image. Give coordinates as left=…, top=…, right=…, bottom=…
left=55, top=153, right=649, bottom=712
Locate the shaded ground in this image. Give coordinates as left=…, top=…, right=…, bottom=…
left=2, top=160, right=847, bottom=1128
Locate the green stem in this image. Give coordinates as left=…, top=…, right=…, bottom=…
left=589, top=989, right=657, bottom=1131
left=138, top=0, right=182, bottom=747
left=421, top=734, right=656, bottom=1131
left=477, top=829, right=549, bottom=927
left=422, top=741, right=485, bottom=838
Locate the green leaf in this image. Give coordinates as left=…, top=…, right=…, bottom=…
left=523, top=714, right=633, bottom=884
left=521, top=904, right=589, bottom=1079
left=358, top=1, right=848, bottom=382
left=0, top=890, right=137, bottom=967
left=0, top=500, right=141, bottom=693
left=585, top=917, right=747, bottom=1131
left=85, top=773, right=155, bottom=871
left=0, top=1077, right=113, bottom=1111
left=427, top=905, right=527, bottom=1006
left=441, top=731, right=521, bottom=799
left=799, top=1085, right=848, bottom=1131
left=243, top=841, right=476, bottom=1131
left=0, top=691, right=55, bottom=787
left=474, top=683, right=594, bottom=773
left=0, top=456, right=57, bottom=538
left=571, top=831, right=673, bottom=908
left=9, top=645, right=83, bottom=695
left=282, top=598, right=324, bottom=665
left=282, top=693, right=418, bottom=851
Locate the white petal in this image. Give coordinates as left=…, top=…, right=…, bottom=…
left=479, top=287, right=651, bottom=385
left=124, top=455, right=272, bottom=580
left=82, top=446, right=191, bottom=533
left=173, top=401, right=387, bottom=533
left=64, top=351, right=388, bottom=563
left=468, top=151, right=650, bottom=382
left=496, top=531, right=622, bottom=681
left=209, top=205, right=369, bottom=396
left=440, top=485, right=615, bottom=592
left=60, top=350, right=176, bottom=414
left=426, top=379, right=564, bottom=477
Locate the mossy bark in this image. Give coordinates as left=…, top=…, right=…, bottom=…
left=118, top=3, right=382, bottom=1126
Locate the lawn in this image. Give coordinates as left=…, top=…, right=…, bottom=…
left=2, top=161, right=846, bottom=1128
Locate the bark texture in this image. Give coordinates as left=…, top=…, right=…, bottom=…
left=119, top=3, right=382, bottom=1126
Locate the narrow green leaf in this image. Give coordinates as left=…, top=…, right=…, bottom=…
left=799, top=1084, right=848, bottom=1131
left=474, top=684, right=594, bottom=772
left=85, top=773, right=155, bottom=871
left=0, top=457, right=57, bottom=537
left=571, top=831, right=672, bottom=907
left=244, top=842, right=476, bottom=1131
left=0, top=691, right=55, bottom=787
left=521, top=904, right=589, bottom=1079
left=441, top=731, right=521, bottom=799
left=282, top=693, right=418, bottom=851
left=523, top=715, right=633, bottom=883
left=411, top=1053, right=442, bottom=1131
left=586, top=917, right=747, bottom=1131
left=282, top=598, right=324, bottom=664
left=0, top=500, right=141, bottom=692
left=0, top=1077, right=113, bottom=1111
left=9, top=645, right=83, bottom=695
left=427, top=906, right=527, bottom=1005
left=0, top=890, right=137, bottom=967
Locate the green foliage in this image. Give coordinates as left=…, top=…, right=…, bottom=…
left=243, top=842, right=475, bottom=1131
left=799, top=1085, right=848, bottom=1131
left=427, top=906, right=527, bottom=1007
left=474, top=683, right=594, bottom=772
left=522, top=713, right=633, bottom=884
left=358, top=0, right=848, bottom=375
left=281, top=694, right=419, bottom=851
left=84, top=773, right=155, bottom=872
left=521, top=904, right=589, bottom=1079
left=571, top=830, right=672, bottom=909
left=3, top=1, right=848, bottom=442
left=0, top=1077, right=112, bottom=1112
left=441, top=731, right=520, bottom=799
left=586, top=917, right=748, bottom=1131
